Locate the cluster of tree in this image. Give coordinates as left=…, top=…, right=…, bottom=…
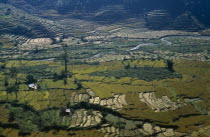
left=53, top=70, right=68, bottom=81
left=10, top=25, right=33, bottom=37
left=26, top=75, right=37, bottom=84
left=91, top=62, right=181, bottom=82
left=6, top=101, right=123, bottom=135
left=4, top=67, right=19, bottom=95
left=8, top=106, right=71, bottom=135
left=1, top=43, right=72, bottom=94
left=3, top=64, right=39, bottom=95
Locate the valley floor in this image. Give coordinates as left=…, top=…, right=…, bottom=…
left=0, top=7, right=210, bottom=136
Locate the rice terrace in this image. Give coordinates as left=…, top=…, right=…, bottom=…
left=0, top=0, right=210, bottom=137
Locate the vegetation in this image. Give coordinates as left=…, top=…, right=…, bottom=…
left=136, top=37, right=210, bottom=54
left=8, top=105, right=71, bottom=135
left=18, top=64, right=55, bottom=79
left=1, top=0, right=210, bottom=136
left=90, top=67, right=182, bottom=81
left=26, top=75, right=37, bottom=84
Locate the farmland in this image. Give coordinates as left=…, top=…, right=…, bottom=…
left=0, top=54, right=210, bottom=136
left=0, top=3, right=210, bottom=135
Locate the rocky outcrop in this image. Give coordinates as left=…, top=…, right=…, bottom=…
left=89, top=94, right=128, bottom=111
left=139, top=92, right=185, bottom=112
left=69, top=109, right=103, bottom=128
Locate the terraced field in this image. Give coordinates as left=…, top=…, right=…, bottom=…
left=1, top=1, right=210, bottom=136
left=0, top=57, right=209, bottom=137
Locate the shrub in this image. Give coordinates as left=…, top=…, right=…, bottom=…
left=26, top=75, right=37, bottom=84
left=0, top=64, right=6, bottom=70
left=80, top=36, right=88, bottom=42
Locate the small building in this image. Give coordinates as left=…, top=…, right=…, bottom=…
left=28, top=84, right=37, bottom=90
left=66, top=108, right=71, bottom=115
left=66, top=108, right=72, bottom=115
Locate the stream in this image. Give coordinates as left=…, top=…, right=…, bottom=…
left=128, top=35, right=210, bottom=51
left=35, top=35, right=210, bottom=60
left=127, top=43, right=158, bottom=51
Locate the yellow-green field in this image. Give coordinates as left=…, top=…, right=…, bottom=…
left=0, top=59, right=210, bottom=136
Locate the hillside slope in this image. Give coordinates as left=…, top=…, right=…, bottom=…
left=0, top=3, right=64, bottom=38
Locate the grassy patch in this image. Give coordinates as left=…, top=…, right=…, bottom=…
left=42, top=78, right=78, bottom=89
left=82, top=82, right=154, bottom=98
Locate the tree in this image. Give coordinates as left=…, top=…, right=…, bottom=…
left=5, top=8, right=11, bottom=15
left=5, top=66, right=20, bottom=98
left=37, top=84, right=42, bottom=91
left=74, top=78, right=83, bottom=89
left=4, top=76, right=9, bottom=87
left=51, top=37, right=57, bottom=45
left=59, top=34, right=66, bottom=42
left=9, top=66, right=18, bottom=79
left=124, top=64, right=131, bottom=69
left=166, top=60, right=175, bottom=72
left=60, top=70, right=67, bottom=78
left=80, top=36, right=88, bottom=42
left=53, top=72, right=59, bottom=81
left=59, top=44, right=71, bottom=85
left=6, top=84, right=19, bottom=94
left=63, top=78, right=67, bottom=85
left=26, top=75, right=37, bottom=84
left=61, top=44, right=69, bottom=76
left=0, top=64, right=5, bottom=70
